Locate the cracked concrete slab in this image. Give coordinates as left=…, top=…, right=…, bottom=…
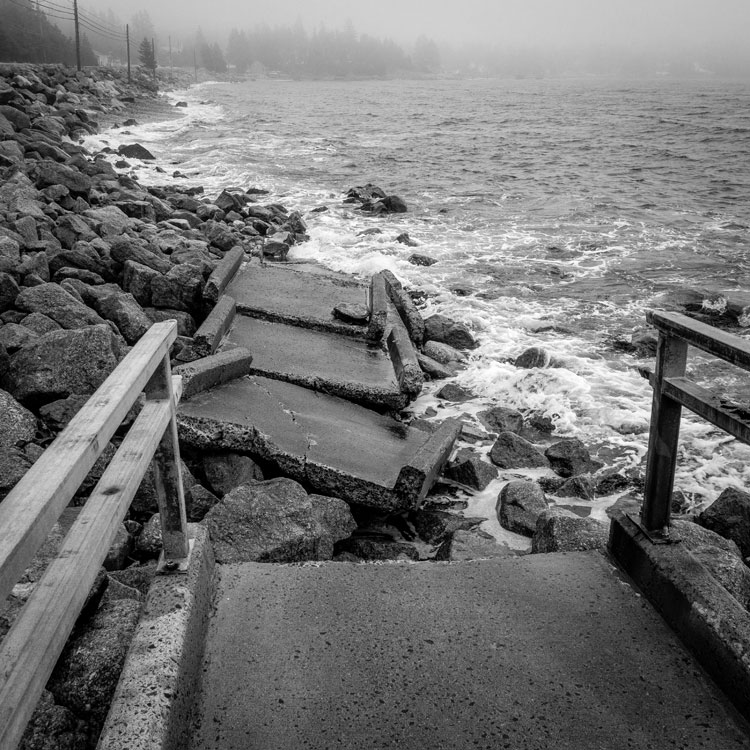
left=177, top=376, right=459, bottom=511
left=225, top=262, right=369, bottom=336
left=222, top=316, right=405, bottom=410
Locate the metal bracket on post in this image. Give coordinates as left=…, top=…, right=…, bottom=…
left=156, top=537, right=195, bottom=574
left=626, top=514, right=681, bottom=546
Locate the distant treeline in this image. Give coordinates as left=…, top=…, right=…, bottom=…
left=0, top=0, right=97, bottom=66
left=221, top=25, right=440, bottom=78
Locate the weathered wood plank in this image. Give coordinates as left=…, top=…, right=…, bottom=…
left=641, top=331, right=688, bottom=532
left=147, top=359, right=189, bottom=561
left=0, top=390, right=178, bottom=750
left=662, top=377, right=750, bottom=445
left=648, top=311, right=750, bottom=372
left=0, top=321, right=177, bottom=608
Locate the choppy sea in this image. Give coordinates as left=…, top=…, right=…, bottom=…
left=88, top=76, right=750, bottom=547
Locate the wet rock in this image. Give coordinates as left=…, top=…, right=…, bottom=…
left=8, top=324, right=124, bottom=406
left=424, top=313, right=477, bottom=350
left=202, top=452, right=265, bottom=497
left=514, top=346, right=553, bottom=369
left=202, top=478, right=356, bottom=563
left=489, top=432, right=548, bottom=469
left=594, top=470, right=631, bottom=496
left=496, top=480, right=549, bottom=536
left=630, top=328, right=658, bottom=357
left=422, top=340, right=466, bottom=366
left=409, top=508, right=483, bottom=544
left=531, top=507, right=609, bottom=553
left=436, top=528, right=518, bottom=561
left=396, top=232, right=418, bottom=247
left=263, top=231, right=292, bottom=260
left=117, top=143, right=155, bottom=160
left=435, top=382, right=474, bottom=402
left=408, top=253, right=438, bottom=267
left=0, top=388, right=36, bottom=449
left=48, top=596, right=141, bottom=729
left=333, top=303, right=369, bottom=325
left=477, top=406, right=524, bottom=435
left=15, top=282, right=105, bottom=329
left=416, top=352, right=453, bottom=379
left=335, top=536, right=419, bottom=561
left=555, top=475, right=595, bottom=500
left=345, top=183, right=387, bottom=205
left=697, top=487, right=750, bottom=558
left=443, top=448, right=498, bottom=491
left=544, top=438, right=602, bottom=478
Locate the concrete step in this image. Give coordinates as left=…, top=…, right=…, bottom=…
left=187, top=552, right=750, bottom=750
left=177, top=375, right=459, bottom=511
left=222, top=315, right=406, bottom=410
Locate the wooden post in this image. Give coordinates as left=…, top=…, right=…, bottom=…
left=641, top=331, right=688, bottom=534
left=145, top=355, right=190, bottom=565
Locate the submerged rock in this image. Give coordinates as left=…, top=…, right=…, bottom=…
left=544, top=438, right=602, bottom=478
left=424, top=313, right=477, bottom=350
left=489, top=432, right=548, bottom=470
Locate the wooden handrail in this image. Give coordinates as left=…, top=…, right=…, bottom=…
left=641, top=311, right=750, bottom=535
left=0, top=321, right=189, bottom=750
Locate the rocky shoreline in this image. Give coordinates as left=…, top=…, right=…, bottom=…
left=3, top=64, right=750, bottom=749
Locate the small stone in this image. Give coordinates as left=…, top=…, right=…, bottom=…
left=435, top=528, right=518, bottom=561
left=408, top=253, right=438, bottom=267
left=435, top=383, right=474, bottom=402
left=333, top=303, right=369, bottom=325
left=544, top=438, right=602, bottom=478
left=396, top=232, right=418, bottom=247
left=532, top=507, right=609, bottom=553
left=514, top=346, right=552, bottom=369
left=203, top=452, right=264, bottom=497
left=117, top=143, right=155, bottom=160
left=477, top=406, right=524, bottom=435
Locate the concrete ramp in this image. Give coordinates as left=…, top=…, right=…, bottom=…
left=187, top=552, right=750, bottom=750
left=177, top=375, right=458, bottom=511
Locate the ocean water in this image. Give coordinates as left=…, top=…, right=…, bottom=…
left=88, top=77, right=750, bottom=545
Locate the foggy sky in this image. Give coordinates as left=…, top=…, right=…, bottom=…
left=107, top=0, right=750, bottom=52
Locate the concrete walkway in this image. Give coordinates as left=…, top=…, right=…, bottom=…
left=188, top=552, right=750, bottom=750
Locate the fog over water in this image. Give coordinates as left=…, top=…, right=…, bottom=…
left=105, top=0, right=750, bottom=53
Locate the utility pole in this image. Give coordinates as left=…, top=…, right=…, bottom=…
left=36, top=0, right=46, bottom=64
left=126, top=24, right=131, bottom=83
left=151, top=37, right=157, bottom=83
left=193, top=48, right=198, bottom=83
left=169, top=36, right=173, bottom=83
left=73, top=0, right=81, bottom=71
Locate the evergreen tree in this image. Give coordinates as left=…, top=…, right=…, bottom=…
left=138, top=37, right=156, bottom=71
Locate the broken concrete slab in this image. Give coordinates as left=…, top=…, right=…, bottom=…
left=203, top=247, right=244, bottom=305
left=224, top=262, right=369, bottom=337
left=223, top=316, right=406, bottom=410
left=177, top=375, right=459, bottom=511
left=174, top=347, right=254, bottom=400
left=192, top=296, right=235, bottom=357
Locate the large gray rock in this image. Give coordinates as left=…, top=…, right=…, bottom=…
left=489, top=432, right=548, bottom=469
left=496, top=480, right=548, bottom=536
left=8, top=324, right=124, bottom=405
left=0, top=388, right=36, bottom=450
left=0, top=447, right=34, bottom=500
left=47, top=241, right=112, bottom=280
left=150, top=263, right=203, bottom=312
left=122, top=260, right=160, bottom=307
left=83, top=205, right=131, bottom=236
left=410, top=509, right=483, bottom=544
left=544, top=438, right=602, bottom=478
left=697, top=487, right=750, bottom=558
left=109, top=236, right=171, bottom=274
left=32, top=160, right=92, bottom=193
left=424, top=313, right=477, bottom=349
left=47, top=595, right=141, bottom=728
left=202, top=452, right=264, bottom=497
left=15, top=282, right=105, bottom=329
left=531, top=507, right=608, bottom=553
left=201, top=478, right=356, bottom=563
left=76, top=283, right=151, bottom=344
left=0, top=271, right=20, bottom=312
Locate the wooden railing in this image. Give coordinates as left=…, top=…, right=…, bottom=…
left=0, top=321, right=190, bottom=750
left=640, top=311, right=750, bottom=538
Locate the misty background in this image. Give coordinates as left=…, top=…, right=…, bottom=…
left=2, top=0, right=750, bottom=76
